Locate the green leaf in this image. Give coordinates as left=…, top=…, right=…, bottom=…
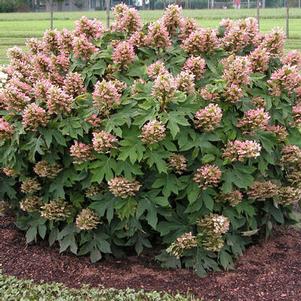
left=90, top=248, right=102, bottom=263
left=201, top=154, right=216, bottom=164
left=90, top=195, right=115, bottom=223
left=49, top=227, right=58, bottom=246
left=114, top=198, right=137, bottom=220
left=137, top=199, right=158, bottom=229
left=127, top=62, right=147, bottom=77
left=187, top=182, right=200, bottom=204
left=59, top=234, right=77, bottom=254
left=118, top=138, right=145, bottom=164
left=90, top=156, right=117, bottom=183
left=219, top=250, right=234, bottom=270
left=202, top=191, right=214, bottom=211
left=166, top=111, right=190, bottom=139
left=26, top=226, right=37, bottom=244
left=38, top=224, right=47, bottom=239
left=152, top=174, right=179, bottom=198
left=145, top=150, right=169, bottom=174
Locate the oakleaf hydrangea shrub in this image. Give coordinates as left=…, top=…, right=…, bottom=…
left=0, top=4, right=301, bottom=275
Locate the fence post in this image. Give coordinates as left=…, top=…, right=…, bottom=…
left=50, top=0, right=54, bottom=30
left=105, top=0, right=110, bottom=29
left=256, top=0, right=260, bottom=29
left=286, top=0, right=289, bottom=38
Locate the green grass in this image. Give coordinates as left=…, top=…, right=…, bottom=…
left=0, top=8, right=300, bottom=64
left=0, top=271, right=201, bottom=301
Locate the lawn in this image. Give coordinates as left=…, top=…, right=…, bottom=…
left=0, top=8, right=301, bottom=64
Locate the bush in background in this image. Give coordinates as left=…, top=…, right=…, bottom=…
left=0, top=5, right=301, bottom=275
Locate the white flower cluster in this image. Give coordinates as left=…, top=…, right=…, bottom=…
left=0, top=66, right=8, bottom=91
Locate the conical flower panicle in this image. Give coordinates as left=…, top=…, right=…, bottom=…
left=22, top=103, right=49, bottom=131
left=40, top=199, right=72, bottom=221
left=21, top=178, right=41, bottom=194
left=20, top=196, right=42, bottom=213
left=193, top=164, right=222, bottom=190
left=218, top=190, right=243, bottom=207
left=223, top=140, right=261, bottom=162
left=33, top=161, right=62, bottom=178
left=92, top=131, right=118, bottom=153
left=166, top=232, right=197, bottom=258
left=247, top=180, right=279, bottom=201
left=70, top=141, right=94, bottom=164
left=108, top=177, right=141, bottom=199
left=140, top=120, right=166, bottom=145
left=168, top=154, right=187, bottom=175
left=76, top=208, right=100, bottom=231
left=194, top=104, right=223, bottom=132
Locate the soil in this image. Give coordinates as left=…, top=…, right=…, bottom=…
left=0, top=214, right=301, bottom=301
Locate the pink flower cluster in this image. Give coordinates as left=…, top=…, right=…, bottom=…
left=237, top=108, right=270, bottom=132
left=200, top=86, right=219, bottom=102
left=46, top=86, right=73, bottom=115
left=281, top=50, right=301, bottom=69
left=42, top=29, right=60, bottom=53
left=0, top=117, right=13, bottom=140
left=193, top=164, right=222, bottom=190
left=57, top=29, right=74, bottom=54
left=34, top=80, right=52, bottom=101
left=223, top=140, right=261, bottom=162
left=182, top=28, right=219, bottom=54
left=2, top=84, right=31, bottom=111
left=74, top=16, right=103, bottom=40
left=128, top=31, right=146, bottom=48
left=175, top=71, right=195, bottom=95
left=194, top=104, right=223, bottom=132
left=112, top=41, right=135, bottom=67
left=268, top=64, right=301, bottom=96
left=223, top=83, right=244, bottom=103
left=113, top=4, right=142, bottom=34
left=145, top=21, right=172, bottom=49
left=168, top=154, right=187, bottom=175
left=147, top=61, right=168, bottom=79
left=265, top=125, right=288, bottom=142
left=221, top=18, right=259, bottom=53
left=161, top=4, right=182, bottom=35
left=33, top=53, right=52, bottom=74
left=70, top=141, right=93, bottom=164
left=26, top=38, right=44, bottom=55
left=182, top=56, right=206, bottom=80
left=63, top=72, right=86, bottom=98
left=85, top=114, right=102, bottom=128
left=140, top=120, right=166, bottom=145
left=151, top=73, right=176, bottom=101
left=178, top=17, right=198, bottom=41
left=72, top=35, right=98, bottom=60
left=249, top=47, right=270, bottom=73
left=259, top=28, right=285, bottom=57
left=219, top=190, right=243, bottom=207
left=92, top=80, right=123, bottom=115
left=108, top=176, right=141, bottom=199
left=280, top=145, right=301, bottom=166
left=222, top=55, right=252, bottom=86
left=22, top=103, right=49, bottom=131
left=292, top=104, right=301, bottom=127
left=92, top=131, right=118, bottom=153
left=247, top=180, right=279, bottom=201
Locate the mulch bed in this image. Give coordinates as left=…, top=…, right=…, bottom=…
left=1, top=214, right=301, bottom=301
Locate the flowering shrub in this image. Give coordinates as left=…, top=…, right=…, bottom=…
left=0, top=5, right=301, bottom=275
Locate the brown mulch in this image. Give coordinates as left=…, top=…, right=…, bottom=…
left=1, top=215, right=301, bottom=301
